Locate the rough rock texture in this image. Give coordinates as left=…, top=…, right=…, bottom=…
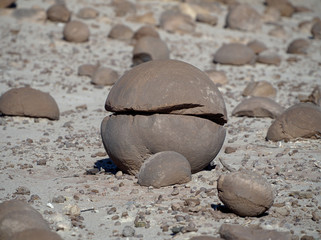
left=219, top=224, right=292, bottom=240
left=102, top=60, right=227, bottom=175
left=10, top=229, right=63, bottom=240
left=311, top=21, right=321, bottom=39
left=257, top=50, right=281, bottom=66
left=106, top=60, right=227, bottom=120
left=225, top=4, right=262, bottom=31
left=0, top=200, right=50, bottom=239
left=63, top=20, right=90, bottom=43
left=132, top=25, right=160, bottom=41
left=213, top=43, right=255, bottom=66
left=132, top=36, right=170, bottom=64
left=160, top=10, right=196, bottom=34
left=205, top=70, right=228, bottom=86
left=287, top=38, right=310, bottom=54
left=91, top=67, right=119, bottom=86
left=138, top=151, right=192, bottom=188
left=217, top=171, right=275, bottom=217
left=265, top=0, right=295, bottom=17
left=232, top=97, right=284, bottom=118
left=266, top=103, right=321, bottom=141
left=247, top=40, right=268, bottom=54
left=0, top=87, right=60, bottom=120
left=242, top=81, right=276, bottom=98
left=108, top=24, right=133, bottom=40
left=76, top=7, right=99, bottom=19
left=101, top=114, right=226, bottom=175
left=46, top=4, right=70, bottom=23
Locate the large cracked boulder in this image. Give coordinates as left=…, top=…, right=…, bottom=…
left=101, top=60, right=227, bottom=175
left=266, top=103, right=321, bottom=141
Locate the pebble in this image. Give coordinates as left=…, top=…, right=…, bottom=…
left=108, top=24, right=133, bottom=40
left=122, top=226, right=135, bottom=237
left=247, top=40, right=268, bottom=54
left=213, top=43, right=255, bottom=65
left=52, top=195, right=66, bottom=203
left=63, top=20, right=90, bottom=43
left=311, top=21, right=321, bottom=39
left=160, top=10, right=195, bottom=34
left=91, top=67, right=119, bottom=86
left=242, top=81, right=276, bottom=98
left=287, top=38, right=310, bottom=54
left=76, top=7, right=99, bottom=19
left=257, top=50, right=281, bottom=66
left=15, top=186, right=30, bottom=195
left=46, top=4, right=71, bottom=22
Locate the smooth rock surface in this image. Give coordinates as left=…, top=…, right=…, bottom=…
left=63, top=20, right=90, bottom=43
left=242, top=81, right=276, bottom=98
left=217, top=170, right=274, bottom=217
left=287, top=38, right=310, bottom=54
left=232, top=97, right=284, bottom=118
left=257, top=50, right=281, bottom=65
left=160, top=10, right=195, bottom=34
left=266, top=103, right=321, bottom=141
left=108, top=24, right=133, bottom=40
left=0, top=87, right=60, bottom=120
left=138, top=151, right=192, bottom=188
left=101, top=114, right=226, bottom=175
left=91, top=67, right=119, bottom=86
left=46, top=4, right=70, bottom=22
left=213, top=43, right=255, bottom=66
left=132, top=25, right=160, bottom=41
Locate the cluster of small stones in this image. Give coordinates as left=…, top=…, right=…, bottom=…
left=0, top=0, right=321, bottom=240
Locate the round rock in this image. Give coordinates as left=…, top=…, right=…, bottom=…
left=0, top=87, right=60, bottom=120
left=132, top=25, right=160, bottom=41
left=138, top=151, right=192, bottom=188
left=63, top=20, right=90, bottom=43
left=225, top=4, right=262, bottom=31
left=46, top=4, right=70, bottom=23
left=91, top=67, right=119, bottom=86
left=217, top=170, right=274, bottom=217
left=242, top=81, right=276, bottom=98
left=266, top=103, right=321, bottom=141
left=287, top=38, right=310, bottom=54
left=311, top=21, right=321, bottom=39
left=213, top=43, right=255, bottom=66
left=108, top=24, right=133, bottom=40
left=232, top=97, right=284, bottom=119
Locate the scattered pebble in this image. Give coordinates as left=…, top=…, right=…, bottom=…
left=63, top=20, right=90, bottom=43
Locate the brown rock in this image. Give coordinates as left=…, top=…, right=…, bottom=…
left=257, top=50, right=281, bottom=66
left=205, top=70, right=228, bottom=86
left=265, top=0, right=295, bottom=17
left=196, top=13, right=217, bottom=26
left=0, top=87, right=60, bottom=120
left=298, top=17, right=321, bottom=34
left=91, top=67, right=119, bottom=86
left=111, top=0, right=136, bottom=17
left=10, top=229, right=63, bottom=240
left=268, top=25, right=287, bottom=39
left=108, top=24, right=133, bottom=40
left=242, top=81, right=276, bottom=98
left=63, top=20, right=90, bottom=43
left=76, top=7, right=99, bottom=19
left=46, top=4, right=70, bottom=23
left=0, top=0, right=15, bottom=8
left=213, top=43, right=255, bottom=66
left=127, top=12, right=156, bottom=25
left=247, top=40, right=268, bottom=54
left=266, top=103, right=321, bottom=141
left=102, top=60, right=227, bottom=175
left=219, top=224, right=292, bottom=240
left=217, top=171, right=274, bottom=217
left=225, top=4, right=262, bottom=31
left=160, top=10, right=196, bottom=34
left=287, top=38, right=310, bottom=54
left=179, top=2, right=210, bottom=20
left=263, top=7, right=281, bottom=22
left=102, top=114, right=226, bottom=175
left=232, top=97, right=284, bottom=118
left=132, top=36, right=170, bottom=65
left=311, top=21, right=321, bottom=39
left=78, top=64, right=99, bottom=77
left=138, top=151, right=192, bottom=188
left=105, top=60, right=227, bottom=120
left=132, top=25, right=160, bottom=41
left=0, top=200, right=50, bottom=239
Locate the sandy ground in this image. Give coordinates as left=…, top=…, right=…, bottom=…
left=0, top=0, right=321, bottom=239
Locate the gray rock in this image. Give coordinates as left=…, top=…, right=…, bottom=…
left=76, top=7, right=99, bottom=19
left=247, top=40, right=268, bottom=54
left=122, top=226, right=135, bottom=237
left=311, top=21, right=321, bottom=39
left=108, top=24, right=133, bottom=40
left=160, top=10, right=195, bottom=34
left=232, top=97, right=284, bottom=119
left=91, top=67, right=119, bottom=86
left=213, top=43, right=255, bottom=66
left=225, top=4, right=262, bottom=31
left=132, top=25, right=160, bottom=41
left=287, top=38, right=310, bottom=54
left=219, top=224, right=292, bottom=240
left=217, top=170, right=275, bottom=217
left=0, top=87, right=60, bottom=120
left=266, top=103, right=321, bottom=141
left=138, top=151, right=192, bottom=188
left=63, top=20, right=90, bottom=43
left=242, top=81, right=276, bottom=98
left=46, top=4, right=70, bottom=23
left=257, top=50, right=281, bottom=66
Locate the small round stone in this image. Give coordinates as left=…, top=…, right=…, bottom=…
left=108, top=24, right=133, bottom=40
left=287, top=38, right=310, bottom=54
left=46, top=4, right=70, bottom=23
left=63, top=20, right=90, bottom=43
left=122, top=226, right=135, bottom=237
left=213, top=43, right=255, bottom=65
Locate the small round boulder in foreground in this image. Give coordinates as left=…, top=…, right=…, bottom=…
left=266, top=103, right=321, bottom=141
left=217, top=170, right=274, bottom=217
left=63, top=20, right=90, bottom=43
left=138, top=151, right=191, bottom=188
left=0, top=87, right=60, bottom=120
